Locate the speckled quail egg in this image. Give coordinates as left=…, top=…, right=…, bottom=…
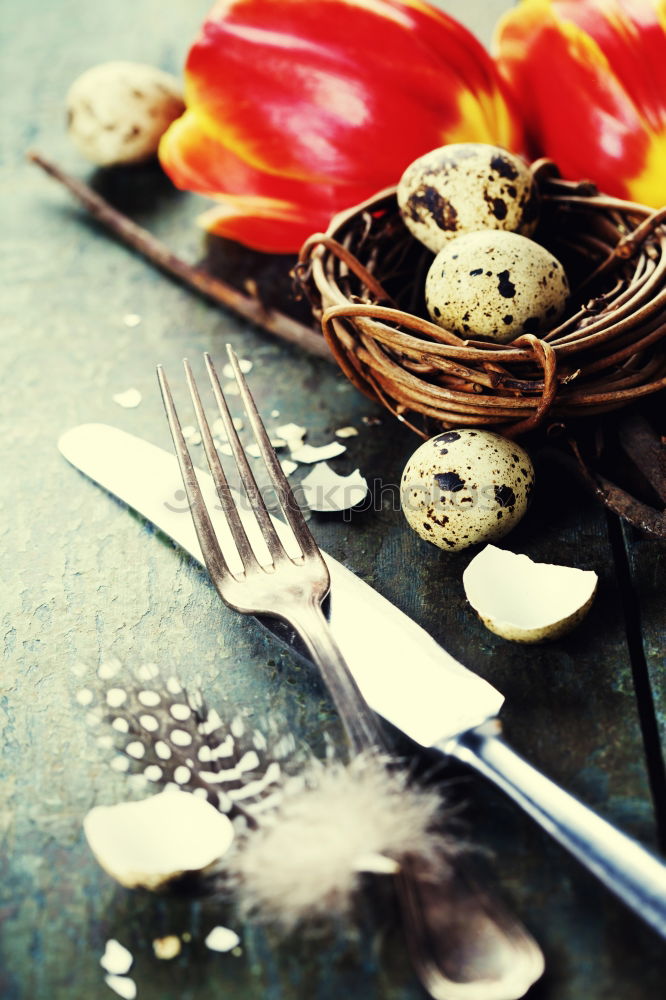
left=66, top=61, right=184, bottom=166
left=425, top=230, right=569, bottom=343
left=397, top=143, right=539, bottom=253
left=400, top=429, right=534, bottom=552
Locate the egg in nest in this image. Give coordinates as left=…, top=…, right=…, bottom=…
left=397, top=143, right=539, bottom=253
left=400, top=430, right=534, bottom=552
left=425, top=230, right=569, bottom=343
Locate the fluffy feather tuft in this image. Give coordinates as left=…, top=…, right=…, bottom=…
left=229, top=752, right=455, bottom=930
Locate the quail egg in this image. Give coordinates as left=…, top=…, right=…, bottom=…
left=400, top=429, right=534, bottom=552
left=66, top=61, right=184, bottom=166
left=397, top=143, right=539, bottom=253
left=425, top=230, right=569, bottom=343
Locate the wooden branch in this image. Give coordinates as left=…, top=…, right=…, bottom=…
left=27, top=151, right=333, bottom=362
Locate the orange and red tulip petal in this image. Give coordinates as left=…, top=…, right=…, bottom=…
left=159, top=0, right=525, bottom=251
left=184, top=0, right=522, bottom=187
left=160, top=110, right=373, bottom=252
left=196, top=201, right=336, bottom=255
left=495, top=0, right=666, bottom=207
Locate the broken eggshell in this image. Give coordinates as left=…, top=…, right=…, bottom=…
left=290, top=441, right=346, bottom=464
left=100, top=939, right=133, bottom=976
left=84, top=787, right=234, bottom=890
left=301, top=463, right=368, bottom=512
left=400, top=430, right=534, bottom=552
left=463, top=544, right=598, bottom=642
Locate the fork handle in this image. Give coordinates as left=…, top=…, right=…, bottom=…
left=287, top=601, right=544, bottom=998
left=287, top=599, right=385, bottom=754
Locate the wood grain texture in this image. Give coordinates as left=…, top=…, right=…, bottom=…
left=2, top=2, right=665, bottom=999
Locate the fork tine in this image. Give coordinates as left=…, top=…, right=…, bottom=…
left=183, top=358, right=259, bottom=574
left=222, top=345, right=322, bottom=562
left=204, top=352, right=287, bottom=566
left=156, top=365, right=232, bottom=583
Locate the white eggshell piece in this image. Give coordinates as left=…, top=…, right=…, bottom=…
left=66, top=61, right=184, bottom=166
left=463, top=544, right=598, bottom=642
left=425, top=230, right=569, bottom=343
left=83, top=788, right=234, bottom=890
left=275, top=423, right=307, bottom=450
left=397, top=143, right=539, bottom=253
left=112, top=388, right=142, bottom=409
left=301, top=463, right=368, bottom=512
left=205, top=926, right=241, bottom=952
left=104, top=975, right=137, bottom=1000
left=100, top=940, right=133, bottom=976
left=290, top=441, right=346, bottom=464
left=400, top=430, right=534, bottom=552
left=152, top=935, right=182, bottom=960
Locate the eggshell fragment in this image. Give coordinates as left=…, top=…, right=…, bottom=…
left=290, top=441, right=346, bottom=464
left=66, top=61, right=184, bottom=166
left=275, top=423, right=307, bottom=451
left=400, top=430, right=534, bottom=552
left=463, top=544, right=598, bottom=642
left=398, top=143, right=539, bottom=253
left=112, top=388, right=142, bottom=409
left=104, top=975, right=137, bottom=1000
left=84, top=788, right=234, bottom=890
left=301, top=463, right=368, bottom=512
left=153, top=936, right=182, bottom=960
left=425, top=230, right=569, bottom=343
left=205, top=926, right=241, bottom=952
left=100, top=940, right=133, bottom=976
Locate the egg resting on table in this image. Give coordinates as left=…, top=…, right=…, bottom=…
left=397, top=143, right=539, bottom=254
left=400, top=430, right=534, bottom=552
left=66, top=61, right=184, bottom=166
left=425, top=230, right=569, bottom=343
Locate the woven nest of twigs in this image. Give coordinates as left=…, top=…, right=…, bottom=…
left=296, top=159, right=666, bottom=439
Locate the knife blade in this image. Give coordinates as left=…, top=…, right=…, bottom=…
left=58, top=422, right=666, bottom=937
left=58, top=423, right=503, bottom=746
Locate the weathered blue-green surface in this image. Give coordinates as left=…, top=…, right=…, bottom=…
left=2, top=2, right=665, bottom=999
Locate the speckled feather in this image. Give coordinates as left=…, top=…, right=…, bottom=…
left=77, top=661, right=298, bottom=824
left=76, top=663, right=461, bottom=927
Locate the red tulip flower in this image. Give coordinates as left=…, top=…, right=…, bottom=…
left=494, top=0, right=666, bottom=207
left=159, top=0, right=524, bottom=253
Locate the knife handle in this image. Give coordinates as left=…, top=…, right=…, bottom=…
left=444, top=720, right=666, bottom=938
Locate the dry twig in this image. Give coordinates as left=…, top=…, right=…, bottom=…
left=27, top=151, right=332, bottom=362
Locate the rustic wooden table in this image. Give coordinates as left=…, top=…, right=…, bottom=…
left=2, top=2, right=665, bottom=998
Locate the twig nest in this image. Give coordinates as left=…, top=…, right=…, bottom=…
left=463, top=544, right=598, bottom=642
left=400, top=430, right=534, bottom=551
left=84, top=788, right=234, bottom=890
left=425, top=230, right=569, bottom=343
left=66, top=61, right=184, bottom=166
left=300, top=163, right=666, bottom=435
left=397, top=143, right=539, bottom=253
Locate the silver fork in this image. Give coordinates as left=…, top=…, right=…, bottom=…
left=157, top=346, right=544, bottom=1000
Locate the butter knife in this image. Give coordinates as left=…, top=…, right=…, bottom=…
left=58, top=423, right=666, bottom=937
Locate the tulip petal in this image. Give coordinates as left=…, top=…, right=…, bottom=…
left=160, top=110, right=373, bottom=252
left=185, top=0, right=522, bottom=186
left=196, top=201, right=331, bottom=254
left=160, top=0, right=524, bottom=252
left=495, top=0, right=666, bottom=206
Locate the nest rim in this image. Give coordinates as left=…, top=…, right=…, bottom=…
left=297, top=160, right=666, bottom=439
